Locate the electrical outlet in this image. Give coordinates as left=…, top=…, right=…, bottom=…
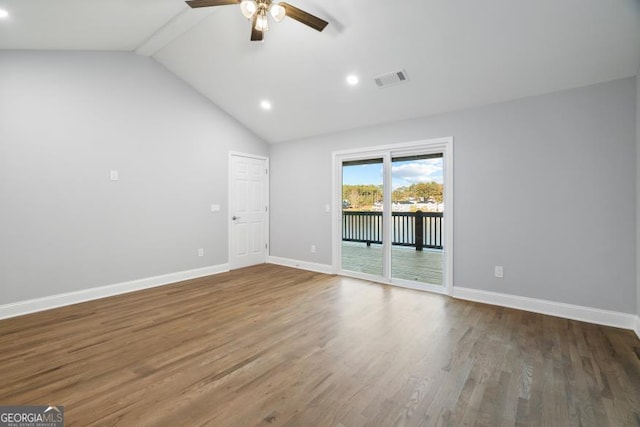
left=109, top=170, right=119, bottom=181
left=198, top=248, right=204, bottom=257
left=495, top=266, right=504, bottom=278
left=311, top=245, right=316, bottom=253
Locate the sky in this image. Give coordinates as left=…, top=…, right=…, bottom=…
left=343, top=158, right=443, bottom=188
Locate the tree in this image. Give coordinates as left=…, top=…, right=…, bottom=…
left=392, top=181, right=443, bottom=203
left=343, top=182, right=441, bottom=210
left=342, top=185, right=383, bottom=209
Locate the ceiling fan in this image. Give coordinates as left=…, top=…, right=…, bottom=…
left=185, top=0, right=328, bottom=42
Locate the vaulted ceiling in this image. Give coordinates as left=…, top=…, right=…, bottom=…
left=1, top=0, right=639, bottom=142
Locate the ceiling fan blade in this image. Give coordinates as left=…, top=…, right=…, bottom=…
left=250, top=14, right=264, bottom=41
left=279, top=2, right=328, bottom=32
left=185, top=0, right=240, bottom=8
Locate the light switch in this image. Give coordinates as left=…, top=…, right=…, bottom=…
left=110, top=170, right=119, bottom=181
left=324, top=204, right=331, bottom=213
left=210, top=204, right=221, bottom=212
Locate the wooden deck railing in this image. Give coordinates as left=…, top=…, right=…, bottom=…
left=342, top=211, right=443, bottom=250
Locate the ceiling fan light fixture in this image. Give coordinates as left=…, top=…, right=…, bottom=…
left=240, top=0, right=257, bottom=19
left=269, top=4, right=286, bottom=22
left=184, top=0, right=328, bottom=41
left=255, top=12, right=269, bottom=31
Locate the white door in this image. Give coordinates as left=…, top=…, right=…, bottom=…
left=229, top=154, right=268, bottom=269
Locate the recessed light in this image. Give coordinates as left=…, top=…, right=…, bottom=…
left=346, top=74, right=359, bottom=86
left=260, top=100, right=272, bottom=110
left=0, top=9, right=9, bottom=19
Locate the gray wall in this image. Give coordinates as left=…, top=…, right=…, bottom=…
left=0, top=51, right=267, bottom=305
left=270, top=77, right=636, bottom=314
left=637, top=74, right=640, bottom=318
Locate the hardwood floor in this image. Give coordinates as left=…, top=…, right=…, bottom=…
left=1, top=264, right=639, bottom=426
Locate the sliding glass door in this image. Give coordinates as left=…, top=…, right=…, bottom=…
left=335, top=139, right=451, bottom=293
left=390, top=154, right=444, bottom=287
left=341, top=157, right=385, bottom=279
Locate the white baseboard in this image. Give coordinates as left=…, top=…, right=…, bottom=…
left=453, top=286, right=638, bottom=333
left=265, top=259, right=640, bottom=339
left=268, top=256, right=333, bottom=275
left=0, top=264, right=229, bottom=321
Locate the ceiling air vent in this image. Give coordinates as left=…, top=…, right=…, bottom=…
left=374, top=69, right=409, bottom=88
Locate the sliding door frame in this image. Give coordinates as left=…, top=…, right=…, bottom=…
left=331, top=137, right=454, bottom=295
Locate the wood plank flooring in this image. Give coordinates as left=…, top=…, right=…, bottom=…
left=0, top=264, right=639, bottom=426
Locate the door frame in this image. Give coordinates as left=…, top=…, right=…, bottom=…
left=331, top=137, right=453, bottom=295
left=228, top=151, right=270, bottom=269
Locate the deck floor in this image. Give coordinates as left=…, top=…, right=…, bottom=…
left=341, top=241, right=443, bottom=285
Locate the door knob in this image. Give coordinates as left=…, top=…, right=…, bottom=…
left=232, top=216, right=241, bottom=220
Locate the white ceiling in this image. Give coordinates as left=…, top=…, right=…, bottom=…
left=1, top=0, right=639, bottom=143
left=0, top=0, right=186, bottom=50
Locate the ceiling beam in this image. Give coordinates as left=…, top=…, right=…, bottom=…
left=135, top=7, right=218, bottom=57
